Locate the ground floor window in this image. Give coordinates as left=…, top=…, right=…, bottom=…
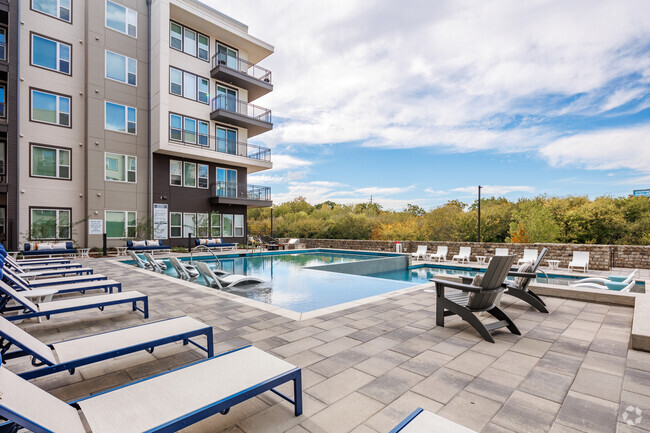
left=105, top=210, right=136, bottom=238
left=211, top=213, right=221, bottom=237
left=183, top=213, right=195, bottom=237
left=222, top=214, right=233, bottom=237
left=30, top=208, right=70, bottom=240
left=170, top=212, right=182, bottom=237
left=196, top=213, right=209, bottom=237
left=234, top=214, right=244, bottom=237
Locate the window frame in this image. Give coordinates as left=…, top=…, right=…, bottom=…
left=105, top=0, right=137, bottom=38
left=169, top=21, right=209, bottom=62
left=105, top=210, right=137, bottom=239
left=170, top=159, right=182, bottom=186
left=169, top=113, right=210, bottom=146
left=30, top=33, right=71, bottom=76
left=222, top=214, right=234, bottom=237
left=234, top=214, right=244, bottom=237
left=104, top=152, right=136, bottom=183
left=168, top=67, right=209, bottom=104
left=183, top=213, right=196, bottom=238
left=30, top=143, right=71, bottom=180
left=183, top=161, right=196, bottom=188
left=104, top=101, right=137, bottom=135
left=29, top=207, right=71, bottom=241
left=105, top=50, right=137, bottom=86
left=198, top=163, right=209, bottom=189
left=169, top=212, right=182, bottom=238
left=216, top=42, right=239, bottom=69
left=0, top=83, right=6, bottom=119
left=210, top=213, right=221, bottom=237
left=0, top=27, right=6, bottom=62
left=31, top=0, right=72, bottom=24
left=196, top=213, right=209, bottom=237
left=30, top=88, right=71, bottom=128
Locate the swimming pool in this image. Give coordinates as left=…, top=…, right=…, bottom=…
left=129, top=251, right=416, bottom=313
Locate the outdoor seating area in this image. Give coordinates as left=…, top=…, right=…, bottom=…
left=195, top=238, right=238, bottom=251
left=126, top=239, right=171, bottom=253
left=22, top=241, right=77, bottom=258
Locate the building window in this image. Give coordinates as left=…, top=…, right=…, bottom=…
left=106, top=0, right=137, bottom=37
left=184, top=118, right=196, bottom=144
left=183, top=213, right=195, bottom=237
left=169, top=67, right=209, bottom=104
left=170, top=21, right=209, bottom=62
left=30, top=208, right=70, bottom=240
left=222, top=214, right=233, bottom=237
left=105, top=101, right=136, bottom=134
left=170, top=160, right=182, bottom=186
left=198, top=164, right=208, bottom=189
left=197, top=213, right=209, bottom=237
left=198, top=121, right=209, bottom=146
left=0, top=142, right=6, bottom=176
left=170, top=68, right=182, bottom=95
left=170, top=22, right=182, bottom=50
left=215, top=85, right=237, bottom=112
left=31, top=89, right=70, bottom=127
left=216, top=43, right=238, bottom=69
left=32, top=0, right=71, bottom=22
left=0, top=28, right=7, bottom=61
left=234, top=215, right=244, bottom=237
left=105, top=153, right=136, bottom=183
left=105, top=50, right=136, bottom=86
left=170, top=114, right=182, bottom=141
left=184, top=162, right=196, bottom=188
left=211, top=214, right=221, bottom=237
left=0, top=84, right=5, bottom=119
left=31, top=145, right=70, bottom=179
left=216, top=126, right=237, bottom=154
left=170, top=212, right=182, bottom=237
left=106, top=210, right=137, bottom=238
left=31, top=34, right=71, bottom=75
left=215, top=167, right=237, bottom=197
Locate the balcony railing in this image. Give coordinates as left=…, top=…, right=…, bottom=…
left=211, top=95, right=272, bottom=124
left=210, top=182, right=271, bottom=202
left=169, top=131, right=271, bottom=162
left=212, top=53, right=272, bottom=84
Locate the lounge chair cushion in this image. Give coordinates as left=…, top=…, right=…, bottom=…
left=512, top=262, right=533, bottom=289
left=605, top=281, right=630, bottom=291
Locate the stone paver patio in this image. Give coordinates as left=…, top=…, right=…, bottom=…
left=7, top=256, right=650, bottom=433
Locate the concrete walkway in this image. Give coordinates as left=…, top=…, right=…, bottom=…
left=6, top=257, right=650, bottom=433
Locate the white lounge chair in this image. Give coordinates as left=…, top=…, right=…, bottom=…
left=451, top=247, right=471, bottom=264
left=573, top=279, right=635, bottom=292
left=517, top=248, right=538, bottom=265
left=489, top=248, right=509, bottom=263
left=0, top=346, right=302, bottom=432
left=195, top=262, right=264, bottom=289
left=571, top=269, right=637, bottom=287
left=167, top=256, right=199, bottom=280
left=287, top=239, right=301, bottom=249
left=411, top=245, right=428, bottom=261
left=568, top=251, right=589, bottom=272
left=129, top=250, right=166, bottom=271
left=391, top=407, right=476, bottom=432
left=429, top=246, right=448, bottom=262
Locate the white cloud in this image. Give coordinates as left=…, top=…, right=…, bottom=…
left=355, top=186, right=415, bottom=196
left=246, top=174, right=287, bottom=184
left=271, top=154, right=313, bottom=171
left=452, top=185, right=536, bottom=196
left=540, top=125, right=650, bottom=172
left=425, top=188, right=448, bottom=195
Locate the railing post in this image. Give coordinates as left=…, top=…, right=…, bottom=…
left=188, top=233, right=193, bottom=251
left=103, top=233, right=107, bottom=256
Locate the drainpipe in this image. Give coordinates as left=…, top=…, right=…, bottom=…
left=147, top=0, right=152, bottom=234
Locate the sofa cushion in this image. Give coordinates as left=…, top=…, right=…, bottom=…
left=36, top=243, right=53, bottom=251
left=51, top=242, right=67, bottom=250
left=146, top=240, right=160, bottom=246
left=132, top=240, right=147, bottom=247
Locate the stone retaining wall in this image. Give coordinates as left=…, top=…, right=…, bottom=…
left=285, top=239, right=650, bottom=271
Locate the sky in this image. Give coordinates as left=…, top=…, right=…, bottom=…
left=205, top=0, right=650, bottom=210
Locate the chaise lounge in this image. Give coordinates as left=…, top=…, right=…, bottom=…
left=196, top=262, right=264, bottom=289
left=0, top=345, right=302, bottom=432
left=430, top=255, right=519, bottom=343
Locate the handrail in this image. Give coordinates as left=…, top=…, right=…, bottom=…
left=211, top=95, right=272, bottom=123
left=211, top=53, right=272, bottom=84
left=210, top=182, right=271, bottom=201
left=190, top=244, right=222, bottom=270
left=168, top=132, right=271, bottom=162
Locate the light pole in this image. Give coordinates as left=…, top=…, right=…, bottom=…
left=477, top=185, right=482, bottom=243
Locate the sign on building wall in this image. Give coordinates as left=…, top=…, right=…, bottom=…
left=153, top=203, right=168, bottom=240
left=88, top=219, right=103, bottom=235
left=633, top=189, right=650, bottom=197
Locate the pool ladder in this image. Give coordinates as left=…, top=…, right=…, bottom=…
left=189, top=245, right=222, bottom=270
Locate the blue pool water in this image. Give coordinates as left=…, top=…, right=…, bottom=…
left=138, top=252, right=415, bottom=313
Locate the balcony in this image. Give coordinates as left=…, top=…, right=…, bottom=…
left=170, top=131, right=271, bottom=162
left=210, top=95, right=272, bottom=138
left=209, top=182, right=272, bottom=208
left=211, top=54, right=272, bottom=101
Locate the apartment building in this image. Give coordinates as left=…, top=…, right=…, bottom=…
left=14, top=0, right=273, bottom=250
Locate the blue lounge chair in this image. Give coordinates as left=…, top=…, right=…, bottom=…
left=4, top=267, right=121, bottom=297
left=5, top=255, right=83, bottom=272
left=0, top=280, right=148, bottom=321
left=0, top=315, right=213, bottom=379
left=0, top=346, right=302, bottom=432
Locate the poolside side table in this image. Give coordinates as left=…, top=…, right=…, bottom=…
left=77, top=248, right=90, bottom=259
left=116, top=246, right=128, bottom=256
left=476, top=256, right=487, bottom=265
left=547, top=260, right=560, bottom=270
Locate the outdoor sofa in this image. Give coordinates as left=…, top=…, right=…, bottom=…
left=126, top=239, right=171, bottom=253
left=22, top=242, right=77, bottom=258
left=194, top=238, right=237, bottom=251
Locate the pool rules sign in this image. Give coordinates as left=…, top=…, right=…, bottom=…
left=153, top=203, right=168, bottom=240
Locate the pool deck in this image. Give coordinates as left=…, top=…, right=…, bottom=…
left=7, top=254, right=650, bottom=433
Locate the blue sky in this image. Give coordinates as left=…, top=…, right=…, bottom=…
left=207, top=0, right=650, bottom=209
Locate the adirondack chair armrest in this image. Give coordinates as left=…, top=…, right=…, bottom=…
left=429, top=278, right=483, bottom=293
left=508, top=271, right=537, bottom=278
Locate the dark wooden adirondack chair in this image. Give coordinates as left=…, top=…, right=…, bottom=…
left=431, top=255, right=518, bottom=343
left=505, top=247, right=549, bottom=313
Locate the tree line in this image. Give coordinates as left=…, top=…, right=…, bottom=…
left=247, top=195, right=650, bottom=245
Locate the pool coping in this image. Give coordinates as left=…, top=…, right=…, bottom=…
left=111, top=257, right=431, bottom=321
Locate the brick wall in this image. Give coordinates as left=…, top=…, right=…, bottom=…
left=284, top=239, right=650, bottom=271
